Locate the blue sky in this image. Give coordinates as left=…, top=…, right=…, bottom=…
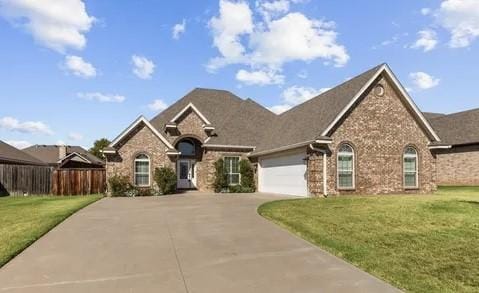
left=0, top=0, right=478, bottom=149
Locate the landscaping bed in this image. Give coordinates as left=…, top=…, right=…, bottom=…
left=258, top=186, right=479, bottom=292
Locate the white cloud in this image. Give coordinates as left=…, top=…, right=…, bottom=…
left=0, top=0, right=95, bottom=52
left=77, top=92, right=125, bottom=103
left=208, top=0, right=254, bottom=69
left=269, top=86, right=329, bottom=114
left=56, top=140, right=66, bottom=145
left=5, top=140, right=32, bottom=149
left=68, top=132, right=83, bottom=141
left=282, top=86, right=329, bottom=104
left=236, top=69, right=284, bottom=85
left=268, top=104, right=292, bottom=114
left=409, top=72, right=440, bottom=89
left=256, top=0, right=290, bottom=20
left=131, top=55, right=155, bottom=79
left=64, top=55, right=96, bottom=78
left=0, top=116, right=53, bottom=135
left=250, top=13, right=349, bottom=68
left=207, top=0, right=349, bottom=77
left=436, top=0, right=479, bottom=48
left=411, top=29, right=438, bottom=52
left=421, top=8, right=432, bottom=15
left=148, top=99, right=168, bottom=112
left=172, top=19, right=186, bottom=39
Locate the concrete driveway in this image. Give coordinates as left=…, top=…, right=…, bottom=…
left=0, top=193, right=399, bottom=293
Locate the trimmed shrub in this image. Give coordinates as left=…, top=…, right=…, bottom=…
left=213, top=158, right=228, bottom=192
left=228, top=185, right=243, bottom=193
left=240, top=159, right=255, bottom=192
left=108, top=174, right=132, bottom=197
left=154, top=167, right=177, bottom=195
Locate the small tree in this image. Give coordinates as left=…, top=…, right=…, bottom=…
left=89, top=138, right=111, bottom=160
left=213, top=158, right=227, bottom=192
left=240, top=159, right=255, bottom=192
left=154, top=167, right=177, bottom=195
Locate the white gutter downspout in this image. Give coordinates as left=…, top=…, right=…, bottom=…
left=309, top=144, right=328, bottom=197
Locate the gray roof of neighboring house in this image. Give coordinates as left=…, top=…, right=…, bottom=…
left=150, top=88, right=276, bottom=146
left=252, top=64, right=383, bottom=153
left=0, top=140, right=46, bottom=165
left=23, top=145, right=104, bottom=166
left=427, top=108, right=479, bottom=146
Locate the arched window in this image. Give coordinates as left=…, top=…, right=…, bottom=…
left=178, top=140, right=195, bottom=156
left=404, top=147, right=418, bottom=188
left=337, top=144, right=354, bottom=189
left=134, top=154, right=150, bottom=186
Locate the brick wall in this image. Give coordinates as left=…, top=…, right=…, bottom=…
left=312, top=75, right=436, bottom=195
left=105, top=123, right=174, bottom=189
left=436, top=145, right=479, bottom=185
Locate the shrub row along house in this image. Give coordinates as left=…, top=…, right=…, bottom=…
left=104, top=63, right=478, bottom=196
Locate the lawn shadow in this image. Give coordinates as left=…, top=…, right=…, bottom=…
left=459, top=200, right=479, bottom=206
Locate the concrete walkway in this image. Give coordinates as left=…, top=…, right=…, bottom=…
left=0, top=194, right=399, bottom=292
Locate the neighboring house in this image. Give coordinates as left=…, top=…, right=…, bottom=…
left=425, top=109, right=479, bottom=186
left=105, top=63, right=451, bottom=196
left=0, top=140, right=50, bottom=196
left=0, top=140, right=45, bottom=166
left=23, top=145, right=104, bottom=169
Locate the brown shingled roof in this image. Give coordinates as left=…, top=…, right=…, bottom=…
left=0, top=140, right=45, bottom=165
left=23, top=145, right=104, bottom=166
left=150, top=88, right=276, bottom=146
left=428, top=108, right=479, bottom=146
left=143, top=63, right=440, bottom=155
left=252, top=64, right=383, bottom=153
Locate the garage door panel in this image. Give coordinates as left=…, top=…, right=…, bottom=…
left=259, top=151, right=307, bottom=197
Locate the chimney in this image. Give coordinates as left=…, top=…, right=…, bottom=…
left=59, top=145, right=67, bottom=159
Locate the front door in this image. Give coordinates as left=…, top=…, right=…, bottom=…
left=177, top=159, right=196, bottom=189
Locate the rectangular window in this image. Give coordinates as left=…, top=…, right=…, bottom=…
left=224, top=156, right=240, bottom=185
left=338, top=154, right=354, bottom=189
left=404, top=156, right=417, bottom=188
left=135, top=160, right=150, bottom=186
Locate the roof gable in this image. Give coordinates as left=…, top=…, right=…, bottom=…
left=170, top=102, right=211, bottom=125
left=322, top=64, right=440, bottom=141
left=109, top=116, right=174, bottom=149
left=251, top=63, right=441, bottom=155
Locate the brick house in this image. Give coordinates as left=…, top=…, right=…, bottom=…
left=104, top=63, right=463, bottom=196
left=425, top=110, right=479, bottom=186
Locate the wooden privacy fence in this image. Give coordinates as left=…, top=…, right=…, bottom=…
left=0, top=164, right=53, bottom=196
left=51, top=169, right=106, bottom=195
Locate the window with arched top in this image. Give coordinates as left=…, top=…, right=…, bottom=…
left=403, top=147, right=418, bottom=188
left=134, top=154, right=150, bottom=186
left=178, top=140, right=195, bottom=156
left=337, top=144, right=355, bottom=189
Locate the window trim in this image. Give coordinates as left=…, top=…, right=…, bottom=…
left=224, top=156, right=241, bottom=186
left=178, top=139, right=196, bottom=157
left=134, top=153, right=151, bottom=187
left=337, top=143, right=355, bottom=190
left=403, top=146, right=419, bottom=189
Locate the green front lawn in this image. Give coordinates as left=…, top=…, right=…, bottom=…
left=0, top=195, right=102, bottom=267
left=258, top=186, right=479, bottom=293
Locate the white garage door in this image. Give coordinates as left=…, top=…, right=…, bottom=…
left=259, top=151, right=308, bottom=196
